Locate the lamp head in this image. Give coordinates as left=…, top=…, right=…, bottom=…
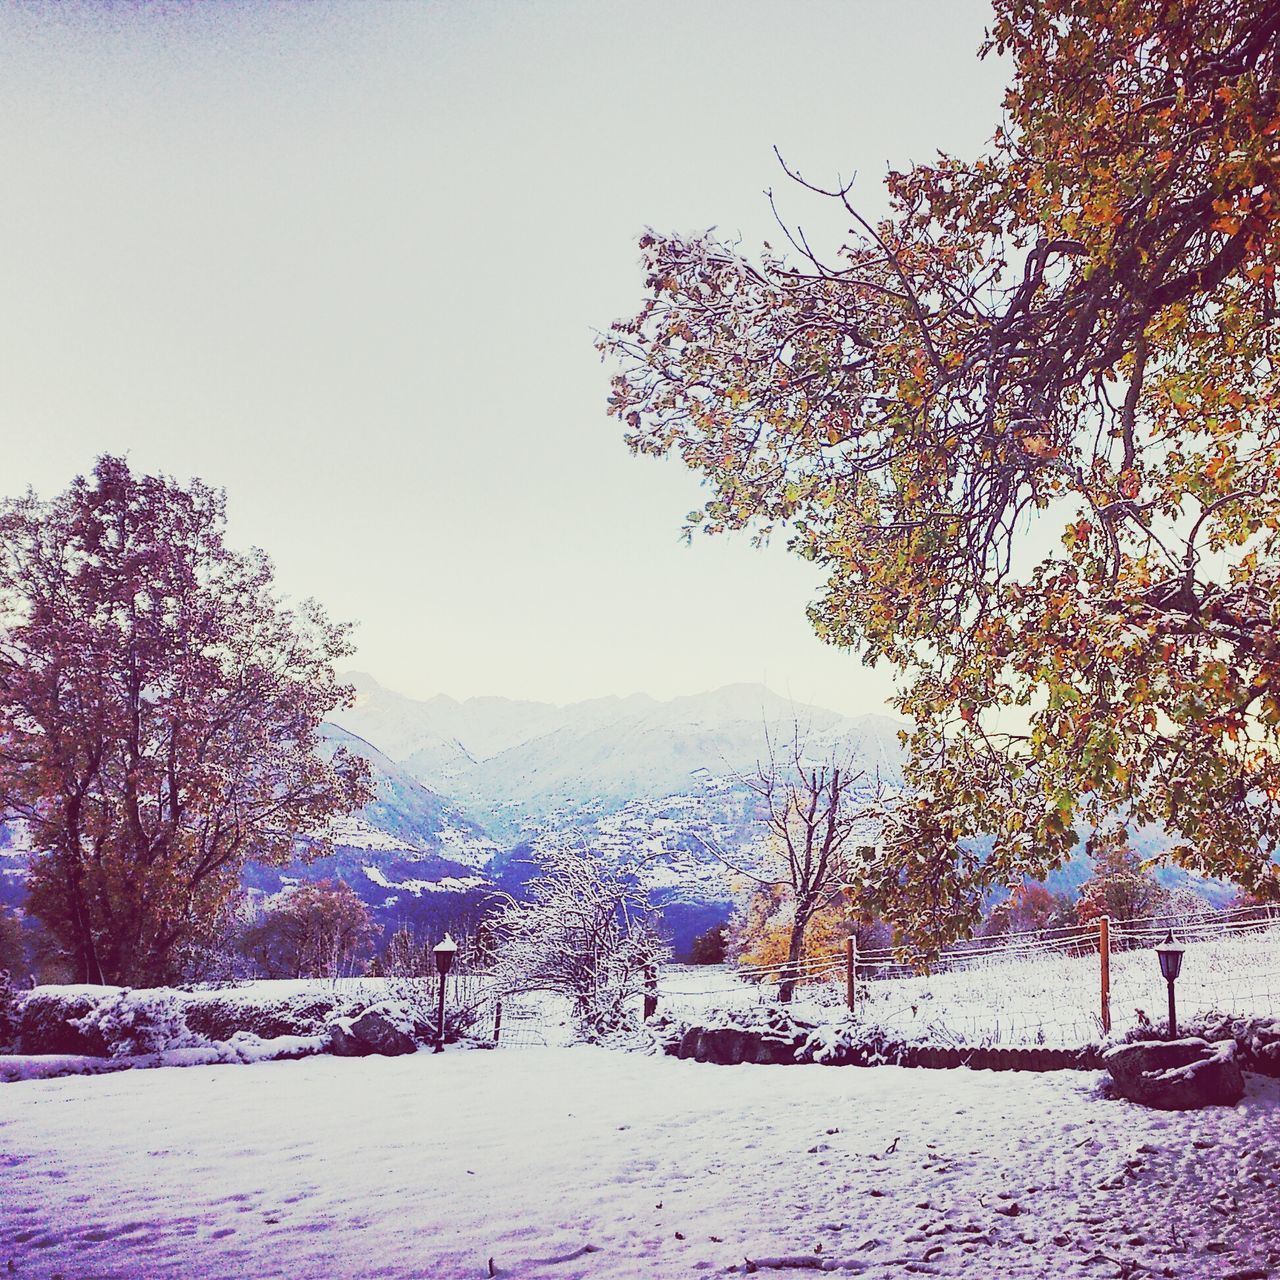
left=1155, top=930, right=1184, bottom=982
left=433, top=933, right=458, bottom=976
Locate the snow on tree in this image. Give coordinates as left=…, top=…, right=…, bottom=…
left=604, top=0, right=1280, bottom=948
left=489, top=843, right=666, bottom=1037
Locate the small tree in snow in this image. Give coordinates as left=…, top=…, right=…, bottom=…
left=709, top=730, right=880, bottom=1002
left=690, top=923, right=728, bottom=965
left=1075, top=841, right=1167, bottom=927
left=490, top=844, right=666, bottom=1038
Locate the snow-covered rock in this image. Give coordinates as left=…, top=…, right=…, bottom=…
left=346, top=1001, right=418, bottom=1056
left=1104, top=1036, right=1246, bottom=1109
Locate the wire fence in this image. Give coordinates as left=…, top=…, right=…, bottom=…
left=652, top=903, right=1280, bottom=1049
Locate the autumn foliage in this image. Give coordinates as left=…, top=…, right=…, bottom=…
left=239, top=880, right=380, bottom=980
left=732, top=883, right=890, bottom=985
left=0, top=458, right=371, bottom=985
left=606, top=1, right=1280, bottom=948
left=980, top=881, right=1075, bottom=936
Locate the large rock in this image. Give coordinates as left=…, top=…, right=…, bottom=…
left=328, top=1017, right=369, bottom=1057
left=1104, top=1037, right=1245, bottom=1110
left=348, top=1002, right=418, bottom=1056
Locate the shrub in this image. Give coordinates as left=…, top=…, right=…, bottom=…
left=183, top=990, right=359, bottom=1042
left=73, top=990, right=199, bottom=1058
left=15, top=988, right=116, bottom=1054
left=490, top=845, right=667, bottom=1040
left=690, top=925, right=728, bottom=965
left=1112, top=1010, right=1280, bottom=1078
left=385, top=973, right=489, bottom=1044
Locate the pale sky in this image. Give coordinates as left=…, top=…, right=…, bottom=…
left=0, top=1, right=1007, bottom=717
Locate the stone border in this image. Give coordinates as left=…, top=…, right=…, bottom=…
left=663, top=1027, right=1105, bottom=1071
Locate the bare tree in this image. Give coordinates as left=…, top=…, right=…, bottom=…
left=711, top=729, right=879, bottom=1002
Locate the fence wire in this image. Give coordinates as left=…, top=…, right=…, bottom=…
left=653, top=904, right=1280, bottom=1049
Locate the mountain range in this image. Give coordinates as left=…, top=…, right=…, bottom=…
left=331, top=672, right=906, bottom=839
left=0, top=674, right=1237, bottom=957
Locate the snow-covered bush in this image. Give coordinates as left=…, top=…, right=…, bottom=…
left=184, top=990, right=359, bottom=1042
left=378, top=927, right=490, bottom=1044
left=489, top=844, right=667, bottom=1040
left=1111, top=1010, right=1280, bottom=1078
left=72, top=989, right=200, bottom=1058
left=801, top=1014, right=913, bottom=1066
left=14, top=987, right=115, bottom=1054
left=8, top=984, right=364, bottom=1057
left=384, top=974, right=487, bottom=1044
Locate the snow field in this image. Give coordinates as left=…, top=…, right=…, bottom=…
left=1, top=1047, right=1278, bottom=1279
left=658, top=921, right=1280, bottom=1048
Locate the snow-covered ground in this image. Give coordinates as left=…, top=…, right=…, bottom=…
left=659, top=921, right=1280, bottom=1048
left=1, top=1046, right=1278, bottom=1279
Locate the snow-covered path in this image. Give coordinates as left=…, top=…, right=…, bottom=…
left=2, top=1048, right=1278, bottom=1279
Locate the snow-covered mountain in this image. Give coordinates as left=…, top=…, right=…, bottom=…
left=333, top=673, right=906, bottom=840
left=243, top=723, right=501, bottom=922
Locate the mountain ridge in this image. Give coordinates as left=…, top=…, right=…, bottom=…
left=332, top=673, right=907, bottom=839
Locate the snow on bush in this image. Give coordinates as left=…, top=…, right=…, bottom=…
left=1111, top=1011, right=1280, bottom=1077
left=14, top=987, right=118, bottom=1054
left=5, top=982, right=383, bottom=1069
left=0, top=1029, right=331, bottom=1083
left=489, top=844, right=667, bottom=1040
left=219, top=1030, right=330, bottom=1065
left=184, top=989, right=359, bottom=1042
left=802, top=1014, right=914, bottom=1067
left=73, top=989, right=201, bottom=1058
left=384, top=974, right=487, bottom=1044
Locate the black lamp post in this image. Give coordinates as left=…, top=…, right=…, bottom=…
left=433, top=934, right=457, bottom=1054
left=1155, top=931, right=1185, bottom=1036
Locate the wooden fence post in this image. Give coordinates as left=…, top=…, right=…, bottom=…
left=1099, top=916, right=1112, bottom=1035
left=492, top=999, right=503, bottom=1046
left=846, top=936, right=857, bottom=1013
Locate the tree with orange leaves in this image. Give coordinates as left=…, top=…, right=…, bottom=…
left=605, top=1, right=1280, bottom=952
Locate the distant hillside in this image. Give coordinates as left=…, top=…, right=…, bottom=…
left=333, top=673, right=907, bottom=840
left=243, top=723, right=502, bottom=932
left=0, top=677, right=1249, bottom=961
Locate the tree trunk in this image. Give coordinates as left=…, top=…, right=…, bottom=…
left=777, top=912, right=809, bottom=1004
left=62, top=861, right=105, bottom=985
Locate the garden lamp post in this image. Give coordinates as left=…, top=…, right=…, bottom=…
left=433, top=934, right=457, bottom=1054
left=1155, top=931, right=1185, bottom=1036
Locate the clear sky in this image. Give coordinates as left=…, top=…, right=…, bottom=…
left=0, top=0, right=1006, bottom=717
